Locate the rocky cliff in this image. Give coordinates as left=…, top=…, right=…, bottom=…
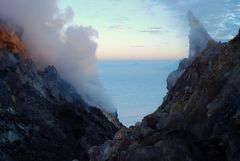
left=0, top=23, right=118, bottom=161
left=89, top=30, right=240, bottom=161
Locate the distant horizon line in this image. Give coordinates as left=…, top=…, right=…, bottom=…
left=97, top=58, right=184, bottom=61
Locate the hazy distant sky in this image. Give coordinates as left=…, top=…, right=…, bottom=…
left=59, top=0, right=240, bottom=60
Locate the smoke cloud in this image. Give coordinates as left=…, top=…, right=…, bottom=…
left=187, top=11, right=212, bottom=58
left=167, top=11, right=213, bottom=90
left=0, top=0, right=116, bottom=113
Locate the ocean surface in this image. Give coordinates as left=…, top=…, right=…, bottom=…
left=98, top=60, right=179, bottom=127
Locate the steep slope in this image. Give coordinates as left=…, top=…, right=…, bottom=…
left=0, top=23, right=118, bottom=161
left=89, top=31, right=240, bottom=161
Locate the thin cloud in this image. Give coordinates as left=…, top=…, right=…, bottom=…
left=110, top=16, right=129, bottom=23
left=130, top=45, right=145, bottom=48
left=108, top=25, right=124, bottom=30
left=139, top=27, right=169, bottom=34
left=148, top=0, right=240, bottom=41
left=107, top=25, right=132, bottom=30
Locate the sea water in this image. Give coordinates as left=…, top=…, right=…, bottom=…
left=98, top=60, right=179, bottom=127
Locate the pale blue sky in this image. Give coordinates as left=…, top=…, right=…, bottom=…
left=59, top=0, right=240, bottom=60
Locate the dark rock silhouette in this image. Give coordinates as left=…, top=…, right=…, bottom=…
left=0, top=22, right=118, bottom=161
left=89, top=29, right=240, bottom=161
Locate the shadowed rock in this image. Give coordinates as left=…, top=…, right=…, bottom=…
left=89, top=25, right=240, bottom=161
left=0, top=22, right=118, bottom=161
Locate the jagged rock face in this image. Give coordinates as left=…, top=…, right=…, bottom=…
left=0, top=24, right=118, bottom=161
left=167, top=58, right=188, bottom=90
left=167, top=12, right=213, bottom=90
left=89, top=31, right=240, bottom=161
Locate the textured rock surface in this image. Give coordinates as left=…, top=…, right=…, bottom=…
left=89, top=29, right=240, bottom=161
left=0, top=23, right=118, bottom=161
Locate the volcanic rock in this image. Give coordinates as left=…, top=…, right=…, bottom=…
left=89, top=26, right=240, bottom=161
left=0, top=22, right=118, bottom=161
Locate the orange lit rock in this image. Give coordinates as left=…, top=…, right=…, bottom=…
left=0, top=26, right=27, bottom=56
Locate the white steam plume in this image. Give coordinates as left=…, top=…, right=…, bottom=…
left=0, top=0, right=116, bottom=113
left=188, top=11, right=212, bottom=58
left=167, top=11, right=213, bottom=90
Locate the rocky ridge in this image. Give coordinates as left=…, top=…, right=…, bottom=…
left=0, top=22, right=118, bottom=161
left=89, top=25, right=240, bottom=161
